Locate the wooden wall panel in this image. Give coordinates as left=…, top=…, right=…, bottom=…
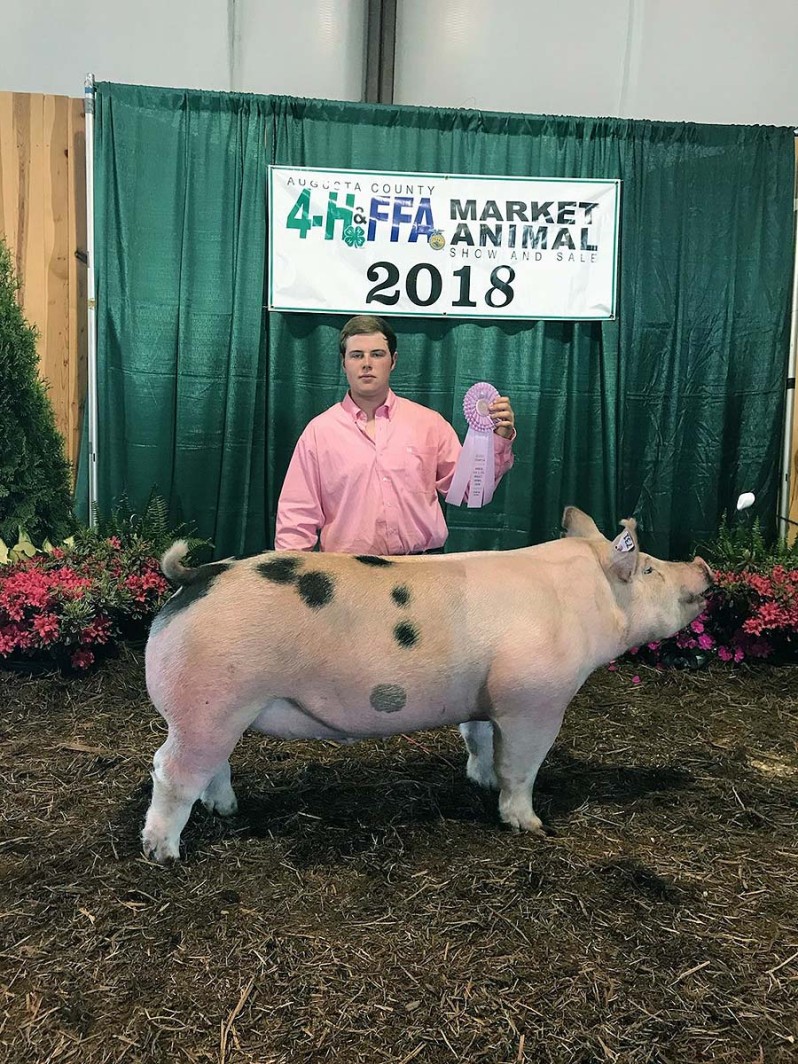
left=0, top=91, right=87, bottom=477
left=67, top=97, right=88, bottom=473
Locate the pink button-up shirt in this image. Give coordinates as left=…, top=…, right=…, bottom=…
left=275, top=390, right=515, bottom=555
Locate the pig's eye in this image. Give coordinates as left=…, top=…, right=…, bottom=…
left=642, top=565, right=654, bottom=575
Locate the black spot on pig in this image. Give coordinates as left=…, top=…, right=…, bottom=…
left=370, top=684, right=407, bottom=713
left=394, top=621, right=419, bottom=649
left=298, top=571, right=335, bottom=609
left=355, top=555, right=394, bottom=567
left=150, top=562, right=231, bottom=634
left=257, top=556, right=302, bottom=584
left=391, top=585, right=411, bottom=607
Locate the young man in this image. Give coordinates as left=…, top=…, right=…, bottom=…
left=274, top=315, right=516, bottom=554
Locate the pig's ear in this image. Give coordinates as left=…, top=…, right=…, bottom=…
left=607, top=519, right=640, bottom=583
left=561, top=506, right=605, bottom=540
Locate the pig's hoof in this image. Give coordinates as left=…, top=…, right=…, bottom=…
left=201, top=793, right=238, bottom=817
left=466, top=756, right=499, bottom=791
left=499, top=806, right=546, bottom=836
left=507, top=818, right=546, bottom=837
left=200, top=774, right=238, bottom=817
left=142, top=831, right=180, bottom=864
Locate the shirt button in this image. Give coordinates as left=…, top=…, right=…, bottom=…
left=383, top=476, right=388, bottom=481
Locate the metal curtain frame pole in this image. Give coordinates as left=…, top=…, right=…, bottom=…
left=364, top=0, right=397, bottom=105
left=777, top=135, right=798, bottom=542
left=84, top=74, right=98, bottom=528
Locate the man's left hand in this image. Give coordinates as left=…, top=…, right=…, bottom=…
left=489, top=396, right=515, bottom=440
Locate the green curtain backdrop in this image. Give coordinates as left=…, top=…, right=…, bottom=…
left=77, top=83, right=795, bottom=560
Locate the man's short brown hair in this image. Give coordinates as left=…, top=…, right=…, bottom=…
left=338, top=315, right=397, bottom=358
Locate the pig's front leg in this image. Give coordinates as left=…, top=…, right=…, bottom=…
left=459, top=721, right=498, bottom=790
left=493, top=703, right=567, bottom=835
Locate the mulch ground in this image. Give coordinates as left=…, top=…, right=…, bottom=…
left=1, top=648, right=797, bottom=1064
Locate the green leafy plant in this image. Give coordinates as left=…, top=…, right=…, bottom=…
left=696, top=512, right=798, bottom=573
left=84, top=489, right=212, bottom=564
left=0, top=236, right=76, bottom=545
left=0, top=529, right=46, bottom=565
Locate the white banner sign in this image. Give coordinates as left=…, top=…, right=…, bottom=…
left=268, top=166, right=620, bottom=320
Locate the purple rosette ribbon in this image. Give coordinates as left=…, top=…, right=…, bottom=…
left=445, top=382, right=500, bottom=508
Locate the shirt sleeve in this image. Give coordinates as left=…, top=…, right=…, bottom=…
left=274, top=429, right=324, bottom=551
left=493, top=429, right=516, bottom=479
left=434, top=418, right=515, bottom=497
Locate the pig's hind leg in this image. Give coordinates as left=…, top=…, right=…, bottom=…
left=200, top=760, right=238, bottom=816
left=142, top=709, right=253, bottom=863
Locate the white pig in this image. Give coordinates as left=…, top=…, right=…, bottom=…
left=142, top=507, right=713, bottom=862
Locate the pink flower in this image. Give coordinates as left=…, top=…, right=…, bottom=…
left=71, top=649, right=95, bottom=670
left=0, top=625, right=20, bottom=654
left=690, top=619, right=705, bottom=634
left=607, top=662, right=618, bottom=672
left=80, top=615, right=112, bottom=645
left=0, top=540, right=173, bottom=669
left=743, top=637, right=773, bottom=659
left=14, top=627, right=35, bottom=651
left=631, top=675, right=641, bottom=685
left=697, top=633, right=714, bottom=650
left=717, top=646, right=733, bottom=662
left=33, top=613, right=60, bottom=644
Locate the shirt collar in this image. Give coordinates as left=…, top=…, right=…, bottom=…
left=342, top=388, right=398, bottom=422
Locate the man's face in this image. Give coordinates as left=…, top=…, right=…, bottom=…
left=342, top=332, right=395, bottom=403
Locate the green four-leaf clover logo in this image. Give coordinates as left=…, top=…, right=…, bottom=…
left=343, top=225, right=365, bottom=248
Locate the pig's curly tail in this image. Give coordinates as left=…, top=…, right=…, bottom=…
left=160, top=541, right=198, bottom=586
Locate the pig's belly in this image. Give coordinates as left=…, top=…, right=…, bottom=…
left=250, top=690, right=481, bottom=742
left=250, top=699, right=354, bottom=741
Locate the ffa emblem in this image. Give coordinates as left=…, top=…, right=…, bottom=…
left=428, top=229, right=445, bottom=251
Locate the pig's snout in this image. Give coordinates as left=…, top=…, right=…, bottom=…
left=681, top=555, right=714, bottom=606
left=693, top=555, right=715, bottom=587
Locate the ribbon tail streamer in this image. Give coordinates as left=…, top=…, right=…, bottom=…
left=445, top=430, right=477, bottom=506
left=446, top=429, right=495, bottom=508
left=479, top=438, right=496, bottom=507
